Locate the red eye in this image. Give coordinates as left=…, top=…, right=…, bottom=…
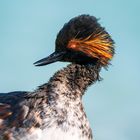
left=70, top=44, right=76, bottom=49
left=67, top=40, right=78, bottom=49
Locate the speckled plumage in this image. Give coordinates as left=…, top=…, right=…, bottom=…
left=0, top=15, right=114, bottom=140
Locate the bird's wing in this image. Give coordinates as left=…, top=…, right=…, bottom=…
left=0, top=91, right=43, bottom=127
left=0, top=91, right=45, bottom=140
left=0, top=103, right=12, bottom=119
left=0, top=92, right=28, bottom=128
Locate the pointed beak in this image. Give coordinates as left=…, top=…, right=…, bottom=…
left=34, top=51, right=66, bottom=66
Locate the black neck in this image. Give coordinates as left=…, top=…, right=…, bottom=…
left=39, top=63, right=101, bottom=100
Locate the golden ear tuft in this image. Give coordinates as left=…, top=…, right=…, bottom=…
left=68, top=29, right=114, bottom=66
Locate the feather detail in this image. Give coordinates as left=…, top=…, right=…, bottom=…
left=0, top=103, right=12, bottom=119
left=68, top=28, right=114, bottom=66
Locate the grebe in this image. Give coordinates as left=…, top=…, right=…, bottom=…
left=0, top=15, right=114, bottom=140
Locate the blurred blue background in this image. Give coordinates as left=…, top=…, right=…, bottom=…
left=0, top=0, right=140, bottom=140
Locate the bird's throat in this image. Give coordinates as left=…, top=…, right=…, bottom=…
left=44, top=63, right=101, bottom=101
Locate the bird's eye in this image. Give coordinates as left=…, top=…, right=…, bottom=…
left=67, top=41, right=77, bottom=49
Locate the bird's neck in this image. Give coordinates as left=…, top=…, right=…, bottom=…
left=39, top=63, right=101, bottom=101
left=36, top=63, right=100, bottom=139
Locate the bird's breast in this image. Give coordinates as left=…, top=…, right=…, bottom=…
left=41, top=126, right=92, bottom=140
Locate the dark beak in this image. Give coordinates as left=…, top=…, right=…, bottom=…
left=34, top=51, right=66, bottom=66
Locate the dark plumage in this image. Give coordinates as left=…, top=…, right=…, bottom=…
left=0, top=15, right=114, bottom=140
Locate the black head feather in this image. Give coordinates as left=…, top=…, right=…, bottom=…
left=55, top=14, right=115, bottom=66
left=34, top=15, right=115, bottom=67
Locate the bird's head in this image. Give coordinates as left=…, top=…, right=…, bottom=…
left=34, top=15, right=115, bottom=67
